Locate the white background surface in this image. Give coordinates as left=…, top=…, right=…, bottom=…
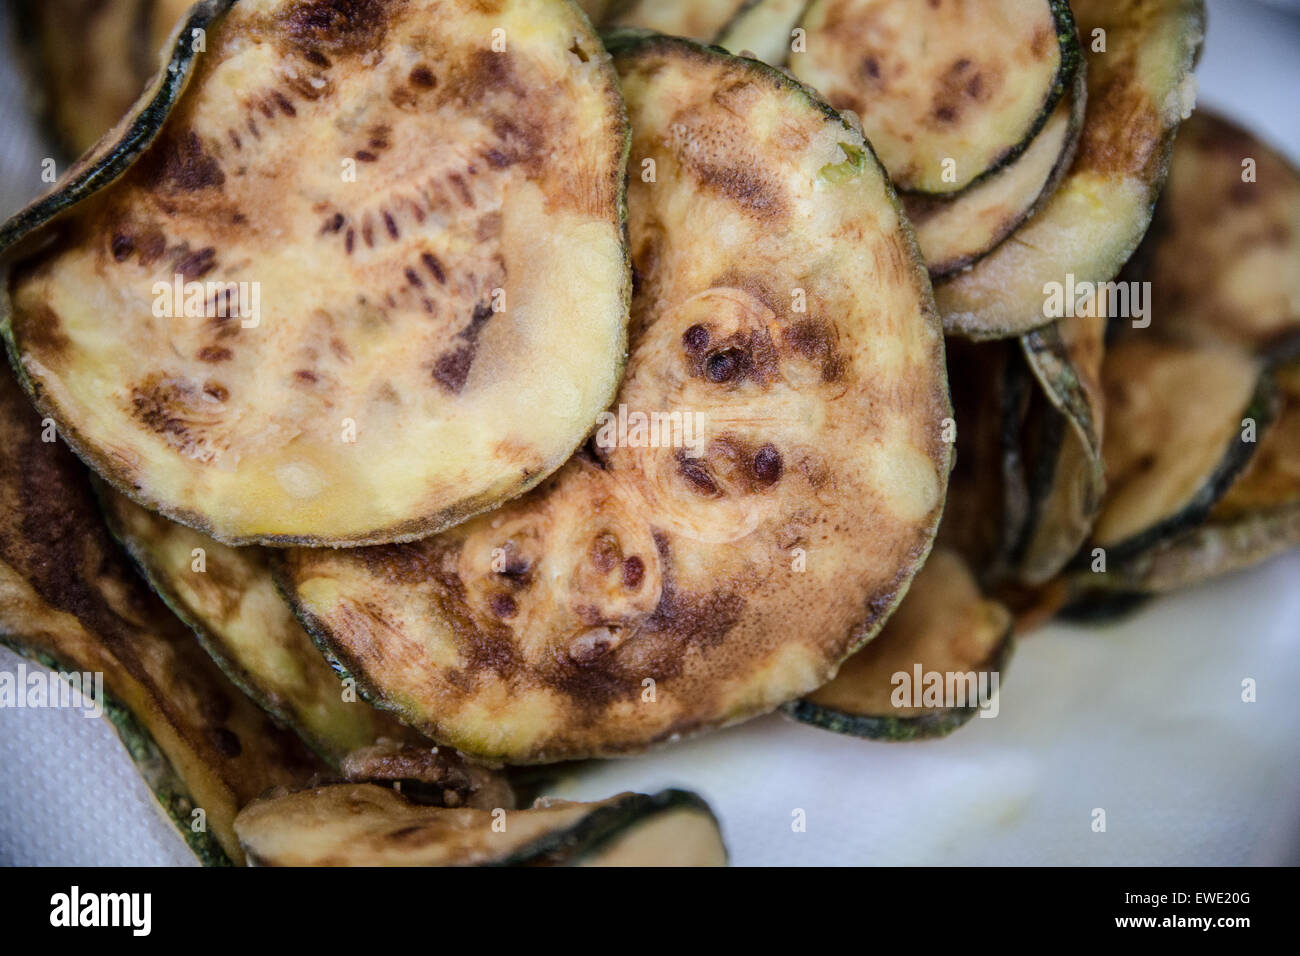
left=1, top=0, right=1298, bottom=866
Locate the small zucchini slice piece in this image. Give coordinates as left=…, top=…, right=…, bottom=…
left=1091, top=337, right=1276, bottom=561
left=716, top=0, right=809, bottom=64
left=2, top=0, right=629, bottom=547
left=0, top=369, right=325, bottom=866
left=339, top=740, right=516, bottom=812
left=97, top=484, right=423, bottom=764
left=277, top=35, right=950, bottom=764
left=1011, top=316, right=1106, bottom=584
left=937, top=0, right=1205, bottom=339
left=785, top=549, right=1013, bottom=741
left=603, top=0, right=747, bottom=39
left=792, top=0, right=1080, bottom=196
left=1139, top=110, right=1300, bottom=358
left=903, top=84, right=1085, bottom=279
left=234, top=785, right=728, bottom=867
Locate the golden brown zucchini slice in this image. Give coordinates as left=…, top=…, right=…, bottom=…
left=903, top=85, right=1085, bottom=279
left=937, top=0, right=1205, bottom=339
left=603, top=0, right=746, bottom=40
left=234, top=785, right=728, bottom=867
left=2, top=0, right=629, bottom=547
left=1139, top=111, right=1300, bottom=358
left=715, top=0, right=809, bottom=64
left=97, top=485, right=424, bottom=764
left=0, top=369, right=325, bottom=866
left=792, top=0, right=1080, bottom=196
left=1011, top=316, right=1106, bottom=584
left=1091, top=338, right=1276, bottom=561
left=277, top=35, right=950, bottom=764
left=785, top=549, right=1013, bottom=741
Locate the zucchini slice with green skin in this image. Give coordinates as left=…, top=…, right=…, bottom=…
left=0, top=368, right=326, bottom=866
left=715, top=0, right=809, bottom=64
left=97, top=484, right=425, bottom=764
left=2, top=0, right=630, bottom=547
left=234, top=785, right=728, bottom=867
left=602, top=0, right=747, bottom=39
left=1138, top=111, right=1300, bottom=358
left=792, top=0, right=1080, bottom=196
left=904, top=82, right=1085, bottom=279
left=1011, top=316, right=1106, bottom=585
left=277, top=35, right=951, bottom=764
left=937, top=0, right=1205, bottom=339
left=13, top=0, right=194, bottom=158
left=785, top=549, right=1013, bottom=741
left=1090, top=337, right=1276, bottom=562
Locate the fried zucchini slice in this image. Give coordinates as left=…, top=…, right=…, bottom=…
left=785, top=549, right=1013, bottom=741
left=234, top=785, right=728, bottom=866
left=937, top=0, right=1205, bottom=339
left=339, top=740, right=515, bottom=811
left=277, top=35, right=950, bottom=763
left=1011, top=316, right=1106, bottom=584
left=792, top=0, right=1079, bottom=196
left=1139, top=111, right=1300, bottom=358
left=2, top=0, right=629, bottom=547
left=904, top=86, right=1084, bottom=279
left=12, top=0, right=193, bottom=157
left=0, top=369, right=325, bottom=866
left=1091, top=338, right=1276, bottom=560
left=603, top=0, right=746, bottom=40
left=97, top=485, right=425, bottom=764
left=1084, top=360, right=1300, bottom=596
left=716, top=0, right=809, bottom=64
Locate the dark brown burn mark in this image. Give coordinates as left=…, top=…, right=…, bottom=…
left=489, top=593, right=517, bottom=618
left=111, top=234, right=134, bottom=262
left=203, top=382, right=229, bottom=402
left=149, top=130, right=225, bottom=191
left=294, top=370, right=318, bottom=385
left=421, top=252, right=446, bottom=284
left=675, top=450, right=720, bottom=498
left=688, top=159, right=787, bottom=219
left=197, top=345, right=233, bottom=363
left=621, top=556, right=645, bottom=590
left=751, top=444, right=784, bottom=486
left=17, top=304, right=71, bottom=359
left=682, top=324, right=710, bottom=354
left=409, top=65, right=435, bottom=88
left=384, top=210, right=400, bottom=240
left=929, top=57, right=994, bottom=127
left=210, top=727, right=242, bottom=758
left=590, top=533, right=621, bottom=573
left=282, top=0, right=390, bottom=57
left=706, top=348, right=744, bottom=383
left=784, top=319, right=846, bottom=383
left=271, top=90, right=297, bottom=117
left=174, top=246, right=217, bottom=281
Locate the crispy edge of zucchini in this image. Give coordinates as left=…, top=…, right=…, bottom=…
left=781, top=632, right=1013, bottom=742
left=94, top=481, right=383, bottom=767
left=492, top=790, right=727, bottom=866
left=793, top=0, right=1082, bottom=198
left=0, top=638, right=231, bottom=866
left=936, top=0, right=1207, bottom=340
left=1093, top=371, right=1280, bottom=565
left=1012, top=320, right=1106, bottom=583
left=0, top=0, right=231, bottom=259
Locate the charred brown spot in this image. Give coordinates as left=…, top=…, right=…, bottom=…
left=197, top=345, right=232, bottom=363
left=682, top=324, right=710, bottom=354
left=929, top=58, right=995, bottom=127
left=432, top=345, right=476, bottom=394
left=489, top=593, right=517, bottom=618
left=282, top=0, right=389, bottom=57
left=111, top=234, right=135, bottom=262
left=149, top=130, right=225, bottom=191
left=751, top=444, right=784, bottom=486
left=294, top=370, right=318, bottom=384
left=689, top=159, right=787, bottom=219
left=409, top=65, right=436, bottom=88
left=421, top=252, right=447, bottom=284
left=590, top=533, right=621, bottom=573
left=706, top=348, right=744, bottom=383
left=203, top=382, right=229, bottom=402
left=784, top=319, right=846, bottom=383
left=210, top=727, right=242, bottom=758
left=175, top=246, right=217, bottom=281
left=676, top=451, right=720, bottom=497
left=621, top=556, right=645, bottom=590
left=18, top=304, right=71, bottom=359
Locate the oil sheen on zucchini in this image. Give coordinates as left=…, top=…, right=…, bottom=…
left=792, top=0, right=1079, bottom=196
left=277, top=34, right=951, bottom=764
left=97, top=485, right=425, bottom=764
left=2, top=0, right=629, bottom=547
left=785, top=549, right=1013, bottom=741
left=1139, top=111, right=1300, bottom=358
left=234, top=785, right=728, bottom=866
left=937, top=0, right=1205, bottom=339
left=1091, top=337, right=1275, bottom=561
left=0, top=368, right=325, bottom=866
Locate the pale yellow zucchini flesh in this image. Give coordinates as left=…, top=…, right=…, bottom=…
left=2, top=0, right=629, bottom=547
left=277, top=35, right=950, bottom=764
left=97, top=485, right=425, bottom=764
left=786, top=549, right=1013, bottom=741
left=603, top=0, right=747, bottom=40
left=0, top=369, right=325, bottom=866
left=792, top=0, right=1077, bottom=195
left=716, top=0, right=810, bottom=65
left=936, top=0, right=1205, bottom=338
left=234, top=785, right=728, bottom=867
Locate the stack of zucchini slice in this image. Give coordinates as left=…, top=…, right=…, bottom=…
left=4, top=0, right=1296, bottom=865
